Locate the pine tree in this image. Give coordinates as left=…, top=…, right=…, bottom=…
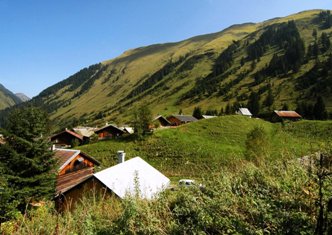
left=313, top=96, right=328, bottom=120
left=0, top=107, right=56, bottom=220
left=193, top=107, right=203, bottom=119
left=282, top=103, right=289, bottom=111
left=247, top=92, right=260, bottom=116
left=133, top=105, right=152, bottom=138
left=264, top=87, right=274, bottom=107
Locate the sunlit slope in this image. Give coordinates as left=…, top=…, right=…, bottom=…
left=28, top=10, right=332, bottom=127
left=78, top=115, right=332, bottom=177
left=0, top=84, right=21, bottom=110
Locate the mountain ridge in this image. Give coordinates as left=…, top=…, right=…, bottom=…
left=4, top=9, right=332, bottom=128
left=0, top=84, right=22, bottom=110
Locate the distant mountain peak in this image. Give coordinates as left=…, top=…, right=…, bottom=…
left=15, top=93, right=30, bottom=102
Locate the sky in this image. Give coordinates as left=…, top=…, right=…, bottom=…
left=0, top=0, right=331, bottom=98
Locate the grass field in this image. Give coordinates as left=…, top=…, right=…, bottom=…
left=79, top=116, right=332, bottom=181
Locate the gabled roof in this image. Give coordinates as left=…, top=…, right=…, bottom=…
left=274, top=110, right=302, bottom=118
left=95, top=124, right=125, bottom=134
left=169, top=115, right=198, bottom=122
left=54, top=148, right=100, bottom=171
left=153, top=115, right=172, bottom=125
left=94, top=157, right=170, bottom=199
left=73, top=127, right=98, bottom=137
left=51, top=129, right=83, bottom=141
left=237, top=108, right=252, bottom=116
left=120, top=126, right=134, bottom=134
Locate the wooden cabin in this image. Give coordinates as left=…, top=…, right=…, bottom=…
left=51, top=129, right=84, bottom=148
left=166, top=115, right=198, bottom=126
left=272, top=110, right=302, bottom=122
left=152, top=115, right=172, bottom=128
left=54, top=149, right=100, bottom=211
left=94, top=124, right=125, bottom=140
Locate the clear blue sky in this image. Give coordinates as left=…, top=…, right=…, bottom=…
left=0, top=0, right=331, bottom=97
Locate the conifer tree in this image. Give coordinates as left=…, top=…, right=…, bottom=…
left=313, top=96, right=328, bottom=120
left=193, top=107, right=203, bottom=119
left=247, top=92, right=260, bottom=116
left=264, top=87, right=274, bottom=107
left=0, top=107, right=55, bottom=220
left=133, top=105, right=152, bottom=138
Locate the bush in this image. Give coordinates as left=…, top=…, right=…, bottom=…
left=245, top=126, right=270, bottom=163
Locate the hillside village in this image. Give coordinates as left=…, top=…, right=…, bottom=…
left=1, top=8, right=332, bottom=235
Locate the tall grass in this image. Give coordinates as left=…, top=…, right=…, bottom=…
left=3, top=156, right=330, bottom=234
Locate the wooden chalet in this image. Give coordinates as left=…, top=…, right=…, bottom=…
left=94, top=124, right=125, bottom=140
left=51, top=129, right=84, bottom=148
left=166, top=115, right=198, bottom=126
left=54, top=148, right=100, bottom=211
left=272, top=110, right=302, bottom=122
left=152, top=115, right=172, bottom=127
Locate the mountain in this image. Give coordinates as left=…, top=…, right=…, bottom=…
left=0, top=84, right=21, bottom=110
left=14, top=10, right=332, bottom=127
left=15, top=93, right=30, bottom=102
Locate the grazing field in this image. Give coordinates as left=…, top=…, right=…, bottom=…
left=79, top=116, right=332, bottom=180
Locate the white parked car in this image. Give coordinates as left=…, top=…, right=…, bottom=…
left=178, top=179, right=196, bottom=186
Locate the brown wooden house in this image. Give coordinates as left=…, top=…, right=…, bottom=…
left=94, top=124, right=125, bottom=140
left=152, top=115, right=172, bottom=128
left=272, top=110, right=302, bottom=122
left=167, top=115, right=198, bottom=126
left=51, top=129, right=84, bottom=148
left=54, top=149, right=100, bottom=211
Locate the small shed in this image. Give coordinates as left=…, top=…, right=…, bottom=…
left=54, top=148, right=100, bottom=211
left=236, top=108, right=252, bottom=118
left=51, top=129, right=84, bottom=148
left=166, top=115, right=198, bottom=126
left=94, top=157, right=170, bottom=199
left=272, top=110, right=302, bottom=122
left=94, top=124, right=125, bottom=140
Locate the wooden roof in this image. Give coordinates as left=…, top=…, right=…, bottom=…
left=153, top=115, right=172, bottom=125
left=94, top=124, right=125, bottom=134
left=274, top=110, right=302, bottom=118
left=51, top=129, right=84, bottom=141
left=55, top=167, right=94, bottom=196
left=54, top=149, right=100, bottom=171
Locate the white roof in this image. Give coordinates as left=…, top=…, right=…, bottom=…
left=94, top=157, right=170, bottom=199
left=121, top=126, right=134, bottom=134
left=238, top=108, right=252, bottom=116
left=202, top=115, right=217, bottom=119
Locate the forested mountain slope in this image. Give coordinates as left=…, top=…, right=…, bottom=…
left=11, top=10, right=332, bottom=127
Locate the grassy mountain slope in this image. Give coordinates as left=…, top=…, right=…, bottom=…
left=0, top=84, right=21, bottom=110
left=24, top=10, right=332, bottom=127
left=78, top=116, right=331, bottom=179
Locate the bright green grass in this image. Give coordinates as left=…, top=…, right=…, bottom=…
left=78, top=116, right=332, bottom=179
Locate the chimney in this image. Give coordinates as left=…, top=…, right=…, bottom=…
left=117, top=150, right=126, bottom=164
